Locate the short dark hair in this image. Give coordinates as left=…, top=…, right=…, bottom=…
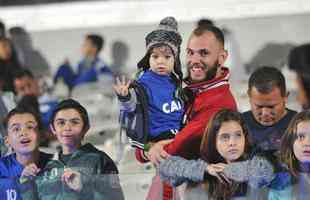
left=248, top=66, right=287, bottom=97
left=8, top=26, right=27, bottom=36
left=197, top=18, right=214, bottom=27
left=0, top=21, right=5, bottom=37
left=17, top=95, right=40, bottom=116
left=0, top=36, right=10, bottom=44
left=13, top=68, right=34, bottom=80
left=191, top=25, right=225, bottom=47
left=86, top=34, right=104, bottom=53
left=288, top=44, right=310, bottom=108
left=3, top=106, right=42, bottom=137
left=50, top=99, right=90, bottom=131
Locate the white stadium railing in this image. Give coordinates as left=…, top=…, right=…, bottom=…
left=0, top=0, right=310, bottom=31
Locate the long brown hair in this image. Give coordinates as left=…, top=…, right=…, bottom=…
left=281, top=110, right=310, bottom=178
left=199, top=109, right=252, bottom=199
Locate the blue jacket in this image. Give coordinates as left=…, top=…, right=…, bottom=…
left=242, top=109, right=296, bottom=152
left=38, top=94, right=58, bottom=129
left=74, top=57, right=113, bottom=86
left=268, top=171, right=310, bottom=199
left=0, top=154, right=24, bottom=200
left=0, top=152, right=51, bottom=200
left=137, top=70, right=184, bottom=138
left=54, top=57, right=113, bottom=89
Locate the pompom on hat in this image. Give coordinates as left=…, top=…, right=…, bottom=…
left=137, top=16, right=182, bottom=74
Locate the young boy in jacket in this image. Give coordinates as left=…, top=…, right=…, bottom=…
left=0, top=106, right=52, bottom=200
left=20, top=99, right=124, bottom=200
left=114, top=16, right=184, bottom=157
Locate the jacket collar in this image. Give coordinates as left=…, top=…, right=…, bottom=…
left=52, top=143, right=95, bottom=161
left=185, top=67, right=230, bottom=93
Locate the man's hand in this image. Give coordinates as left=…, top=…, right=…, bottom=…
left=147, top=139, right=173, bottom=166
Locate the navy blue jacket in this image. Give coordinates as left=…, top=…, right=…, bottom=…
left=242, top=109, right=296, bottom=152
left=54, top=57, right=113, bottom=89
left=138, top=70, right=184, bottom=138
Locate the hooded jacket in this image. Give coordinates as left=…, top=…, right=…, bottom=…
left=20, top=143, right=124, bottom=200
left=136, top=67, right=237, bottom=162
left=164, top=67, right=237, bottom=159
left=53, top=57, right=113, bottom=89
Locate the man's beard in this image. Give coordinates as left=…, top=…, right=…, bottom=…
left=187, top=60, right=220, bottom=83
left=204, top=61, right=219, bottom=81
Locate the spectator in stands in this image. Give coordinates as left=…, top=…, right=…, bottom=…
left=143, top=24, right=237, bottom=164
left=0, top=106, right=52, bottom=200
left=114, top=16, right=184, bottom=200
left=288, top=43, right=310, bottom=110
left=196, top=18, right=245, bottom=83
left=265, top=44, right=310, bottom=199
left=0, top=37, right=21, bottom=92
left=54, top=34, right=113, bottom=90
left=159, top=109, right=274, bottom=199
left=0, top=20, right=6, bottom=37
left=110, top=40, right=129, bottom=76
left=0, top=96, right=9, bottom=156
left=114, top=16, right=184, bottom=153
left=13, top=69, right=40, bottom=98
left=13, top=69, right=58, bottom=145
left=269, top=110, right=310, bottom=198
left=243, top=66, right=296, bottom=153
left=9, top=26, right=51, bottom=78
left=0, top=67, right=16, bottom=156
left=132, top=22, right=238, bottom=200
left=20, top=99, right=124, bottom=200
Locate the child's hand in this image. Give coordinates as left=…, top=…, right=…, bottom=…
left=21, top=163, right=41, bottom=177
left=61, top=168, right=82, bottom=192
left=113, top=76, right=131, bottom=97
left=206, top=163, right=230, bottom=184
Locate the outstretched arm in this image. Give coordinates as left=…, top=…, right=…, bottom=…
left=159, top=156, right=228, bottom=186
left=223, top=155, right=275, bottom=188
left=158, top=156, right=207, bottom=187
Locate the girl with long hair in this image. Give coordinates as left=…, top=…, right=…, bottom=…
left=159, top=109, right=274, bottom=200
left=269, top=110, right=310, bottom=199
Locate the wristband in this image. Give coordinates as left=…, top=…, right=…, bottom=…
left=117, top=93, right=131, bottom=102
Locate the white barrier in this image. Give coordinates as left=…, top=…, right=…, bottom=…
left=1, top=0, right=310, bottom=31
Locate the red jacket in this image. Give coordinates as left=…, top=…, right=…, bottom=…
left=136, top=68, right=237, bottom=161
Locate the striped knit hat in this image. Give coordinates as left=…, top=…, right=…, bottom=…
left=137, top=16, right=182, bottom=75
